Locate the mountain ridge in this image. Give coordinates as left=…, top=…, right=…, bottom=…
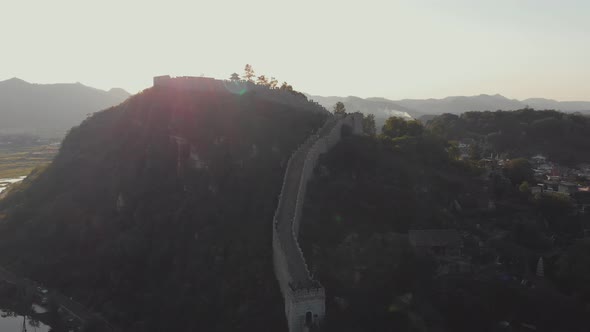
left=0, top=77, right=130, bottom=137
left=307, top=93, right=590, bottom=120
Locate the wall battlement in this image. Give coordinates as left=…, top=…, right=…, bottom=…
left=272, top=112, right=363, bottom=332
left=153, top=75, right=223, bottom=91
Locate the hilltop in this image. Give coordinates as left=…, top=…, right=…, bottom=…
left=0, top=82, right=328, bottom=331
left=0, top=78, right=130, bottom=137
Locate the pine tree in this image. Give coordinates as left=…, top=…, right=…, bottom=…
left=243, top=64, right=255, bottom=83
left=333, top=102, right=346, bottom=115
left=256, top=75, right=269, bottom=86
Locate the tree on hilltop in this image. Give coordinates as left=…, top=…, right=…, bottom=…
left=406, top=120, right=423, bottom=137
left=257, top=75, right=269, bottom=86
left=280, top=82, right=293, bottom=91
left=382, top=116, right=407, bottom=138
left=230, top=73, right=240, bottom=81
left=243, top=64, right=255, bottom=83
left=269, top=77, right=278, bottom=89
left=333, top=102, right=346, bottom=115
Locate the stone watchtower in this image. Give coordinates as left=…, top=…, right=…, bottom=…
left=286, top=284, right=325, bottom=331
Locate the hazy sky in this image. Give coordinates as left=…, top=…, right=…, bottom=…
left=2, top=0, right=589, bottom=100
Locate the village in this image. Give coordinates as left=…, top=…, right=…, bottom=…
left=386, top=139, right=590, bottom=331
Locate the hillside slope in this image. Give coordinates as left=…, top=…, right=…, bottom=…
left=299, top=135, right=588, bottom=332
left=0, top=86, right=328, bottom=331
left=0, top=78, right=130, bottom=136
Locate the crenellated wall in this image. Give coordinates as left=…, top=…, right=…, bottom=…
left=272, top=112, right=363, bottom=332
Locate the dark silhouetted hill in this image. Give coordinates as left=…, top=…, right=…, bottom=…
left=0, top=85, right=328, bottom=331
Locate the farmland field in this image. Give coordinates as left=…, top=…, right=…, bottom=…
left=0, top=145, right=58, bottom=179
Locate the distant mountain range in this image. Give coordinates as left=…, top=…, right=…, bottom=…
left=3, top=76, right=589, bottom=137
left=0, top=78, right=130, bottom=137
left=307, top=93, right=590, bottom=121
left=307, top=94, right=419, bottom=120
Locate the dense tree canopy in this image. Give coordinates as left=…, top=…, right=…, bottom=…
left=381, top=116, right=423, bottom=139
left=362, top=114, right=376, bottom=136
left=426, top=109, right=590, bottom=165
left=503, top=158, right=534, bottom=186
left=557, top=239, right=590, bottom=300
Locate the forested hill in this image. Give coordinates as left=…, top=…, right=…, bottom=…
left=0, top=86, right=328, bottom=331
left=0, top=78, right=130, bottom=136
left=426, top=109, right=590, bottom=165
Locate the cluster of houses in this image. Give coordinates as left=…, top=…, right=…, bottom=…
left=527, top=155, right=590, bottom=216
left=528, top=155, right=590, bottom=195
left=457, top=141, right=590, bottom=214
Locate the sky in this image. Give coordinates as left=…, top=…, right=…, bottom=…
left=2, top=0, right=589, bottom=101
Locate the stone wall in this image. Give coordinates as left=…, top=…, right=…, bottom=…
left=272, top=112, right=363, bottom=331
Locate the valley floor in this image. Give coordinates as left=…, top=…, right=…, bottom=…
left=0, top=144, right=58, bottom=179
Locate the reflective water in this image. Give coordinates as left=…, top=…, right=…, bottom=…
left=0, top=176, right=26, bottom=194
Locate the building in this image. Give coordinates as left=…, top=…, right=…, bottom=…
left=558, top=182, right=578, bottom=195
left=531, top=155, right=547, bottom=165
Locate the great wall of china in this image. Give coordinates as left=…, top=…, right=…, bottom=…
left=272, top=113, right=363, bottom=331
left=154, top=76, right=363, bottom=331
